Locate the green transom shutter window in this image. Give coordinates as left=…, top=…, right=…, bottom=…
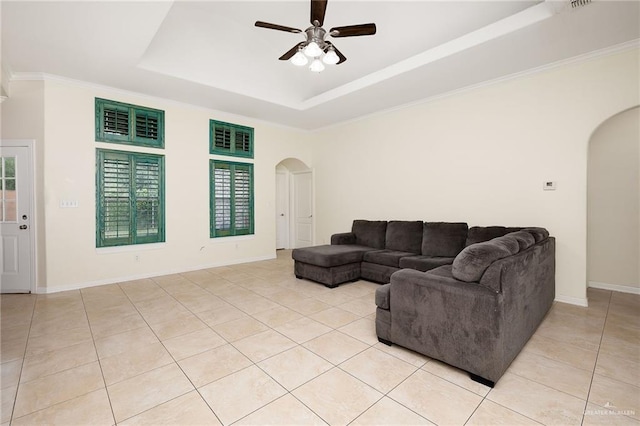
left=96, top=98, right=165, bottom=148
left=210, top=161, right=254, bottom=238
left=97, top=149, right=165, bottom=247
left=210, top=120, right=253, bottom=158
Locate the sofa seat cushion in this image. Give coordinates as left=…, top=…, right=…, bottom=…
left=422, top=222, right=469, bottom=257
left=292, top=245, right=374, bottom=268
left=385, top=221, right=423, bottom=253
left=452, top=235, right=521, bottom=282
left=399, top=255, right=456, bottom=272
left=352, top=220, right=388, bottom=249
left=363, top=250, right=415, bottom=268
left=375, top=283, right=391, bottom=309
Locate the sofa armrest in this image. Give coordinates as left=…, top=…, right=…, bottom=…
left=331, top=232, right=356, bottom=245
left=388, top=268, right=505, bottom=381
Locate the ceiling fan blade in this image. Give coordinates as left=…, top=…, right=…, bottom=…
left=325, top=41, right=347, bottom=64
left=310, top=0, right=328, bottom=26
left=330, top=23, right=376, bottom=37
left=279, top=43, right=304, bottom=61
left=255, top=21, right=302, bottom=34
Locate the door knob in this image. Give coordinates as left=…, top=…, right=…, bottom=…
left=19, top=225, right=28, bottom=230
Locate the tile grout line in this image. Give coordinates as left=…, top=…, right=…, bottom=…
left=580, top=290, right=613, bottom=426
left=78, top=288, right=118, bottom=426
left=7, top=295, right=37, bottom=425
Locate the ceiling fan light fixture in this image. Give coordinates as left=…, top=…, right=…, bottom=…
left=323, top=48, right=339, bottom=65
left=291, top=51, right=308, bottom=66
left=309, top=58, right=325, bottom=73
left=304, top=41, right=323, bottom=57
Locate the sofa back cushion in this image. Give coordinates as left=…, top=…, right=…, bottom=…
left=422, top=222, right=469, bottom=257
left=352, top=220, right=388, bottom=249
left=509, top=231, right=536, bottom=251
left=465, top=226, right=523, bottom=247
left=522, top=227, right=549, bottom=243
left=452, top=235, right=521, bottom=282
left=385, top=221, right=423, bottom=253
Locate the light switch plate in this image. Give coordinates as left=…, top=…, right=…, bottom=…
left=60, top=200, right=79, bottom=208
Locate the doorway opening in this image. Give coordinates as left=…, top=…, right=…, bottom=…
left=275, top=158, right=313, bottom=250
left=587, top=106, right=640, bottom=295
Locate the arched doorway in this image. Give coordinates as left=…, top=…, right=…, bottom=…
left=275, top=158, right=313, bottom=250
left=587, top=106, right=640, bottom=295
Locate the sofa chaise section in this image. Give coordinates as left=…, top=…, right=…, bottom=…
left=292, top=220, right=387, bottom=287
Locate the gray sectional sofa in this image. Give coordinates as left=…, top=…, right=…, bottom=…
left=292, top=220, right=556, bottom=386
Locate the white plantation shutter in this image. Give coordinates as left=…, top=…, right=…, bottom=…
left=97, top=150, right=164, bottom=247
left=214, top=165, right=232, bottom=232
left=135, top=110, right=160, bottom=141
left=103, top=107, right=130, bottom=138
left=211, top=161, right=253, bottom=237
left=101, top=153, right=131, bottom=241
left=135, top=159, right=161, bottom=238
left=234, top=167, right=251, bottom=231
left=214, top=127, right=232, bottom=151
left=234, top=129, right=252, bottom=155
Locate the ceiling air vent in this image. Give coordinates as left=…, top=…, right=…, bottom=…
left=571, top=0, right=591, bottom=8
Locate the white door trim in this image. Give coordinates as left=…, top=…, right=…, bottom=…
left=0, top=139, right=36, bottom=293
left=275, top=170, right=290, bottom=249
left=291, top=169, right=314, bottom=248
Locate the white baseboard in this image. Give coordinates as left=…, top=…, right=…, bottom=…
left=37, top=254, right=277, bottom=294
left=589, top=281, right=640, bottom=295
left=554, top=295, right=589, bottom=307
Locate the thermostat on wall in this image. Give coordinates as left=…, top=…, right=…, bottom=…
left=543, top=181, right=557, bottom=191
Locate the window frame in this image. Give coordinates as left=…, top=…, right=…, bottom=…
left=95, top=98, right=165, bottom=148
left=209, top=120, right=254, bottom=159
left=209, top=160, right=254, bottom=238
left=96, top=149, right=166, bottom=248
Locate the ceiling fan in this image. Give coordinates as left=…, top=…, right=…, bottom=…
left=255, top=0, right=377, bottom=72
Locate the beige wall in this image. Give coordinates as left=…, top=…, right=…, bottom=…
left=588, top=107, right=640, bottom=291
left=1, top=80, right=47, bottom=289
left=4, top=79, right=311, bottom=291
left=3, top=48, right=638, bottom=303
left=311, top=48, right=640, bottom=305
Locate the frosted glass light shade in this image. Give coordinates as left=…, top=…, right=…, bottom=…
left=309, top=58, right=325, bottom=72
left=291, top=51, right=308, bottom=66
left=323, top=49, right=339, bottom=65
left=304, top=41, right=323, bottom=57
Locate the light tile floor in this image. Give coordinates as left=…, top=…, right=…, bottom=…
left=1, top=250, right=639, bottom=425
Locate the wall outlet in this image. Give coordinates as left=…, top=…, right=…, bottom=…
left=543, top=181, right=557, bottom=191
left=134, top=255, right=140, bottom=262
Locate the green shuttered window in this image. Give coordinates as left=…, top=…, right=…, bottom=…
left=96, top=98, right=164, bottom=148
left=210, top=161, right=254, bottom=238
left=97, top=149, right=165, bottom=247
left=210, top=120, right=253, bottom=158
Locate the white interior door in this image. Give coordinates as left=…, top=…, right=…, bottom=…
left=275, top=171, right=289, bottom=249
left=293, top=170, right=313, bottom=248
left=0, top=145, right=33, bottom=293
